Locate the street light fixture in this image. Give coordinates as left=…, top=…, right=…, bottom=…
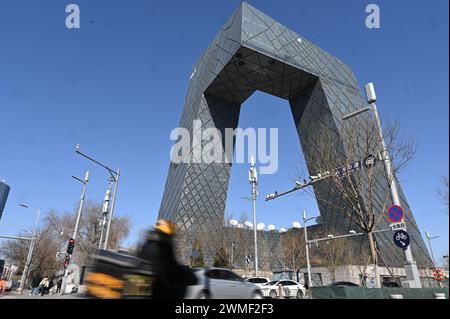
left=61, top=170, right=90, bottom=295
left=425, top=231, right=440, bottom=268
left=341, top=82, right=422, bottom=288
left=75, top=145, right=120, bottom=251
left=18, top=203, right=41, bottom=292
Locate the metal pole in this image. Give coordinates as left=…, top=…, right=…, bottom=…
left=303, top=210, right=312, bottom=288
left=73, top=172, right=89, bottom=242
left=425, top=232, right=437, bottom=268
left=19, top=208, right=40, bottom=292
left=252, top=193, right=258, bottom=276
left=249, top=158, right=259, bottom=276
left=370, top=101, right=422, bottom=288
left=231, top=242, right=234, bottom=270
left=0, top=235, right=32, bottom=241
left=62, top=172, right=89, bottom=294
left=98, top=216, right=105, bottom=249
left=104, top=168, right=120, bottom=250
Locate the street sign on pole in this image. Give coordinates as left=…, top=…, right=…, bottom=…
left=390, top=222, right=406, bottom=231
left=393, top=230, right=410, bottom=250
left=364, top=154, right=377, bottom=168
left=387, top=204, right=405, bottom=223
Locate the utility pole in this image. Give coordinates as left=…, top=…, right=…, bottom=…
left=425, top=231, right=439, bottom=268
left=341, top=83, right=422, bottom=288
left=104, top=168, right=120, bottom=250
left=98, top=183, right=112, bottom=249
left=72, top=171, right=90, bottom=244
left=249, top=156, right=259, bottom=276
left=302, top=210, right=313, bottom=288
left=18, top=204, right=41, bottom=292
left=75, top=144, right=120, bottom=251
left=62, top=171, right=89, bottom=294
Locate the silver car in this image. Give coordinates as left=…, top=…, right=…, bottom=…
left=185, top=268, right=263, bottom=299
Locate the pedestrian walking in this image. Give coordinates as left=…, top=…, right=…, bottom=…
left=56, top=277, right=63, bottom=294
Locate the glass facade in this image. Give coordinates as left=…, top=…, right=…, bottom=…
left=158, top=2, right=432, bottom=268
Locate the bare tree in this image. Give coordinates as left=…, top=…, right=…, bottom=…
left=438, top=175, right=449, bottom=214
left=0, top=201, right=131, bottom=284
left=0, top=227, right=61, bottom=286
left=315, top=237, right=351, bottom=283
left=298, top=117, right=416, bottom=278
left=281, top=229, right=306, bottom=275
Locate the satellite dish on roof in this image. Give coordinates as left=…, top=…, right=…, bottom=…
left=229, top=219, right=238, bottom=226
left=292, top=221, right=301, bottom=229
left=279, top=228, right=287, bottom=233
left=237, top=223, right=244, bottom=228
left=257, top=223, right=265, bottom=230
left=268, top=225, right=276, bottom=231
left=244, top=221, right=253, bottom=228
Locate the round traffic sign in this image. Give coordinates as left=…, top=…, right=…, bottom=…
left=393, top=230, right=410, bottom=250
left=387, top=205, right=405, bottom=223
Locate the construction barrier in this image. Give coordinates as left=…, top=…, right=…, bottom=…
left=310, top=286, right=449, bottom=299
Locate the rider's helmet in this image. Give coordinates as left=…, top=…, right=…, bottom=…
left=155, top=219, right=176, bottom=236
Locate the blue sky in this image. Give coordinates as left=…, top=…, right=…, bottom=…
left=0, top=0, right=448, bottom=261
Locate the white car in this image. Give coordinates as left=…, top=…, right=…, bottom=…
left=184, top=268, right=263, bottom=299
left=244, top=277, right=269, bottom=287
left=261, top=280, right=306, bottom=299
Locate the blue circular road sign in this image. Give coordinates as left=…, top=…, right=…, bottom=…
left=393, top=230, right=410, bottom=250
left=387, top=205, right=405, bottom=223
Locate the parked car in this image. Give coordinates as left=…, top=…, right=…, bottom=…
left=382, top=281, right=400, bottom=288
left=244, top=277, right=269, bottom=287
left=328, top=281, right=359, bottom=287
left=261, top=280, right=306, bottom=299
left=185, top=268, right=263, bottom=299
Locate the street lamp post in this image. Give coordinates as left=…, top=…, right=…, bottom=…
left=341, top=82, right=422, bottom=288
left=18, top=204, right=41, bottom=292
left=75, top=144, right=120, bottom=251
left=104, top=169, right=120, bottom=250
left=249, top=156, right=259, bottom=276
left=302, top=210, right=315, bottom=289
left=61, top=171, right=90, bottom=294
left=72, top=171, right=90, bottom=243
left=425, top=231, right=440, bottom=269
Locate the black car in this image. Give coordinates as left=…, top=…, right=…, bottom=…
left=329, top=281, right=359, bottom=287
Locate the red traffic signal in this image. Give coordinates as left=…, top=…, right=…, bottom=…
left=66, top=238, right=75, bottom=255
left=64, top=255, right=71, bottom=268
left=433, top=268, right=444, bottom=281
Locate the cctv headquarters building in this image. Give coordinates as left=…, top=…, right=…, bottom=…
left=157, top=3, right=433, bottom=276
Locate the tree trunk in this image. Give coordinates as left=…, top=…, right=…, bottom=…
left=367, top=231, right=381, bottom=288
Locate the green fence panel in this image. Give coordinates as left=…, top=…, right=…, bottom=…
left=310, top=287, right=449, bottom=299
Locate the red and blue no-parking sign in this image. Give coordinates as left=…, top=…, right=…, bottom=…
left=386, top=205, right=405, bottom=223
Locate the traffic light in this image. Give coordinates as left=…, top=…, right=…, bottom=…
left=433, top=268, right=444, bottom=281
left=66, top=238, right=75, bottom=255
left=64, top=254, right=71, bottom=268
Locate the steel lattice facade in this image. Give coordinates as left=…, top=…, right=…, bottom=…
left=158, top=2, right=432, bottom=268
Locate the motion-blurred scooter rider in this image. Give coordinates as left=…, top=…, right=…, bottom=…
left=136, top=219, right=181, bottom=298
